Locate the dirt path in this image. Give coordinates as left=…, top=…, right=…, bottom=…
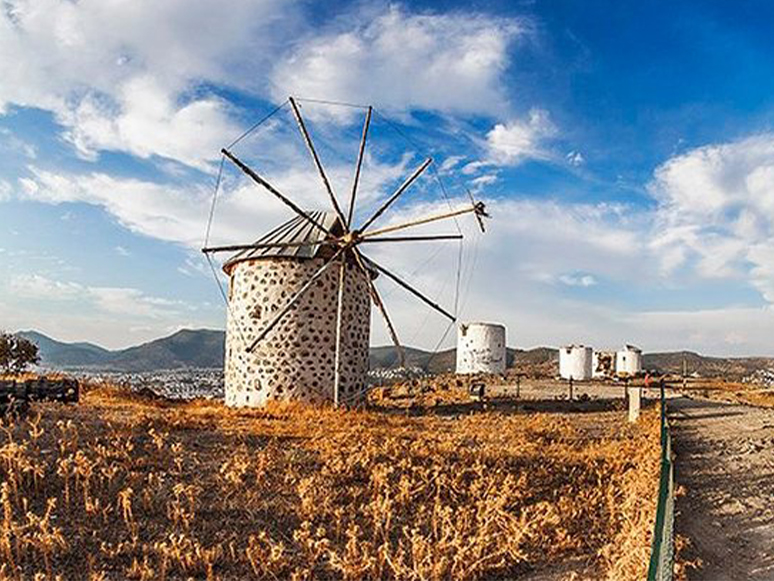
left=670, top=396, right=774, bottom=580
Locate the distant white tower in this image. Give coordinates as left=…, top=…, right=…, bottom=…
left=616, top=345, right=643, bottom=376
left=559, top=345, right=593, bottom=380
left=455, top=322, right=507, bottom=374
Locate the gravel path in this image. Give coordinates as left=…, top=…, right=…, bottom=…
left=670, top=396, right=774, bottom=580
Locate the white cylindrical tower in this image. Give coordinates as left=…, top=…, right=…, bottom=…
left=455, top=322, right=507, bottom=375
left=559, top=345, right=593, bottom=380
left=616, top=345, right=642, bottom=377
left=223, top=212, right=372, bottom=407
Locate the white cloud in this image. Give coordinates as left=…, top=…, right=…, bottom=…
left=650, top=133, right=774, bottom=302
left=470, top=174, right=498, bottom=188
left=439, top=155, right=466, bottom=173
left=558, top=273, right=597, bottom=287
left=58, top=76, right=240, bottom=170
left=0, top=127, right=36, bottom=158
left=10, top=273, right=82, bottom=300
left=271, top=5, right=527, bottom=118
left=10, top=273, right=185, bottom=319
left=485, top=109, right=556, bottom=165
left=359, top=196, right=648, bottom=350
left=17, top=148, right=415, bottom=249
left=115, top=246, right=130, bottom=257
left=566, top=151, right=585, bottom=167
left=0, top=179, right=11, bottom=201
left=0, top=0, right=295, bottom=167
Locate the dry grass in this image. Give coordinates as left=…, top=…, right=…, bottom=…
left=674, top=378, right=774, bottom=408
left=0, top=379, right=661, bottom=580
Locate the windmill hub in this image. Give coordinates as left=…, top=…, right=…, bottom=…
left=340, top=231, right=359, bottom=246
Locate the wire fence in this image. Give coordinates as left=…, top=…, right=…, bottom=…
left=647, top=385, right=675, bottom=581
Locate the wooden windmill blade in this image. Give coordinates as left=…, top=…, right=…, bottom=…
left=288, top=97, right=348, bottom=225
left=347, top=106, right=372, bottom=228
left=360, top=202, right=489, bottom=239
left=221, top=148, right=333, bottom=236
left=351, top=248, right=406, bottom=368
left=358, top=157, right=433, bottom=232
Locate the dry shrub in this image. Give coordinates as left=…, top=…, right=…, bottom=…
left=0, top=380, right=661, bottom=580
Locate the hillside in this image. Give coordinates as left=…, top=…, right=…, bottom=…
left=20, top=329, right=225, bottom=372
left=107, top=329, right=225, bottom=371
left=18, top=330, right=112, bottom=367
left=644, top=351, right=774, bottom=379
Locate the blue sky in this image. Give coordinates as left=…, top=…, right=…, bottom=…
left=3, top=0, right=774, bottom=355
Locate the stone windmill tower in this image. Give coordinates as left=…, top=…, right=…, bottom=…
left=204, top=97, right=488, bottom=407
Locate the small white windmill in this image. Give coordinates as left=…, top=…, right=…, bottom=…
left=203, top=97, right=488, bottom=407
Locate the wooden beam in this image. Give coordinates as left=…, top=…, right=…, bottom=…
left=333, top=259, right=347, bottom=407
left=221, top=148, right=332, bottom=236
left=347, top=106, right=372, bottom=228
left=202, top=240, right=337, bottom=254
left=288, top=97, right=348, bottom=226
left=361, top=254, right=455, bottom=322
left=359, top=234, right=463, bottom=244
left=358, top=157, right=432, bottom=232
left=352, top=249, right=405, bottom=368
left=360, top=204, right=482, bottom=239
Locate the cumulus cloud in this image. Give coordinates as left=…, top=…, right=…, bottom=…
left=650, top=133, right=774, bottom=302
left=10, top=273, right=185, bottom=319
left=0, top=179, right=11, bottom=201
left=1, top=1, right=542, bottom=167
left=566, top=151, right=585, bottom=167
left=485, top=109, right=556, bottom=165
left=17, top=147, right=416, bottom=249
left=271, top=5, right=527, bottom=118
left=558, top=273, right=597, bottom=287
left=359, top=195, right=648, bottom=349
left=0, top=0, right=294, bottom=167
left=57, top=76, right=239, bottom=170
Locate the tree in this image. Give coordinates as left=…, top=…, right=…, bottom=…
left=0, top=332, right=40, bottom=374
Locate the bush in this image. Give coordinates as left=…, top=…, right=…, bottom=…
left=0, top=332, right=40, bottom=374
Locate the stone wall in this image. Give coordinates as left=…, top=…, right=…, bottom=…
left=225, top=257, right=371, bottom=407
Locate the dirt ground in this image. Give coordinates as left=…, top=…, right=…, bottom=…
left=670, top=396, right=774, bottom=580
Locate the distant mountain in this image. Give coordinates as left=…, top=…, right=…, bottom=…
left=18, top=330, right=112, bottom=367
left=644, top=351, right=774, bottom=379
left=20, top=329, right=225, bottom=372
left=107, top=329, right=225, bottom=372
left=17, top=329, right=774, bottom=378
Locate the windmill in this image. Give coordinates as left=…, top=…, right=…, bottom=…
left=203, top=97, right=489, bottom=407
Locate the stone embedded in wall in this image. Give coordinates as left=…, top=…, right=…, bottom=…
left=224, top=257, right=371, bottom=407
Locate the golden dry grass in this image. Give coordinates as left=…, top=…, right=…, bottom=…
left=0, top=380, right=661, bottom=580
left=674, top=378, right=774, bottom=408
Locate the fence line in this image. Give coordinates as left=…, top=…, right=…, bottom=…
left=647, top=385, right=675, bottom=581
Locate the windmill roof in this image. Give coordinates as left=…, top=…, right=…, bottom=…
left=223, top=211, right=342, bottom=273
